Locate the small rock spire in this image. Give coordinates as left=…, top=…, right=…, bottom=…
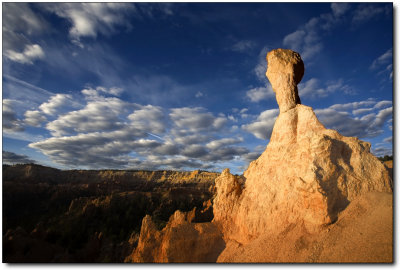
left=266, top=49, right=304, bottom=113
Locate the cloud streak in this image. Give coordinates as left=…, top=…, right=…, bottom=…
left=282, top=3, right=350, bottom=60
left=242, top=109, right=279, bottom=140
left=42, top=3, right=137, bottom=47
left=315, top=99, right=392, bottom=138
left=246, top=84, right=275, bottom=102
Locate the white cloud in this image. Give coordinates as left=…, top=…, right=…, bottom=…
left=315, top=100, right=392, bottom=138
left=29, top=132, right=135, bottom=168
left=352, top=4, right=390, bottom=24
left=43, top=3, right=137, bottom=45
left=181, top=144, right=208, bottom=158
left=246, top=84, right=275, bottom=102
left=373, top=107, right=392, bottom=127
left=231, top=40, right=256, bottom=52
left=206, top=138, right=243, bottom=150
left=172, top=133, right=210, bottom=145
left=328, top=99, right=376, bottom=111
left=153, top=142, right=180, bottom=156
left=128, top=104, right=166, bottom=135
left=203, top=146, right=248, bottom=162
left=241, top=109, right=279, bottom=140
left=372, top=146, right=392, bottom=157
left=170, top=107, right=227, bottom=133
left=283, top=30, right=306, bottom=52
left=253, top=46, right=270, bottom=81
left=374, top=100, right=393, bottom=109
left=282, top=4, right=350, bottom=61
left=3, top=75, right=55, bottom=108
left=27, top=90, right=248, bottom=170
left=98, top=86, right=123, bottom=96
left=39, top=94, right=73, bottom=115
left=228, top=115, right=237, bottom=122
left=82, top=86, right=125, bottom=100
left=195, top=91, right=204, bottom=98
left=2, top=3, right=47, bottom=35
left=352, top=108, right=373, bottom=115
left=283, top=18, right=322, bottom=61
left=242, top=151, right=262, bottom=163
left=138, top=155, right=207, bottom=171
left=42, top=3, right=174, bottom=47
left=24, top=110, right=47, bottom=127
left=374, top=100, right=392, bottom=109
left=331, top=3, right=350, bottom=17
left=46, top=97, right=129, bottom=136
left=370, top=49, right=392, bottom=70
left=2, top=3, right=48, bottom=53
left=298, top=78, right=324, bottom=97
left=4, top=44, right=45, bottom=64
left=370, top=49, right=393, bottom=80
left=298, top=78, right=354, bottom=99
left=383, top=136, right=392, bottom=143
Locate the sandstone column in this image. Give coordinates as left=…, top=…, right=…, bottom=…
left=266, top=49, right=304, bottom=113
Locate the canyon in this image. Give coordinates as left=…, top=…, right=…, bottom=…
left=3, top=164, right=219, bottom=262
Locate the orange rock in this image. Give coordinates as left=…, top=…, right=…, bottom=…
left=212, top=49, right=393, bottom=262
left=127, top=211, right=225, bottom=263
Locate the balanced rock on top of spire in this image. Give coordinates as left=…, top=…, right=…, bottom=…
left=266, top=48, right=303, bottom=113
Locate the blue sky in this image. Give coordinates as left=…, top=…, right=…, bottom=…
left=2, top=3, right=393, bottom=174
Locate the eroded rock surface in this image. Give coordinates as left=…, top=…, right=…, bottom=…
left=266, top=48, right=303, bottom=113
left=127, top=210, right=225, bottom=263
left=216, top=192, right=392, bottom=263
left=213, top=49, right=393, bottom=261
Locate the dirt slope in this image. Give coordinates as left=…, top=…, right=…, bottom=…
left=217, top=192, right=392, bottom=263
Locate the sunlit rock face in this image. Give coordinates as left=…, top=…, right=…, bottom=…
left=126, top=211, right=225, bottom=263
left=212, top=48, right=393, bottom=246
left=266, top=48, right=303, bottom=113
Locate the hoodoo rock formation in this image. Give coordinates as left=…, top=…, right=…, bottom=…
left=129, top=49, right=392, bottom=263
left=212, top=48, right=393, bottom=262
left=126, top=210, right=225, bottom=263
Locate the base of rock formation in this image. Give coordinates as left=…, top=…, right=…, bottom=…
left=217, top=191, right=392, bottom=263
left=128, top=190, right=392, bottom=263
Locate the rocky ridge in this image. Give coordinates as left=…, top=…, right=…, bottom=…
left=4, top=164, right=217, bottom=187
